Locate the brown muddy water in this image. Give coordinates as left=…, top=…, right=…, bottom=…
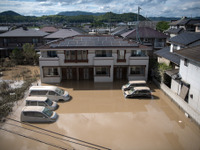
left=1, top=81, right=200, bottom=150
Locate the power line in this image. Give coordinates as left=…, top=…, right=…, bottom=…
left=0, top=127, right=68, bottom=150
left=4, top=122, right=100, bottom=150
left=6, top=117, right=111, bottom=150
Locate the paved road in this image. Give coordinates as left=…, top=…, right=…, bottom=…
left=1, top=81, right=200, bottom=150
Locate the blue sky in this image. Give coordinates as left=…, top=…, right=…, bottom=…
left=0, top=0, right=200, bottom=17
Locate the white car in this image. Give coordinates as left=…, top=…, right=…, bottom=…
left=124, top=86, right=152, bottom=98
left=21, top=106, right=58, bottom=123
left=29, top=86, right=71, bottom=102
left=122, top=80, right=146, bottom=91
left=25, top=96, right=58, bottom=110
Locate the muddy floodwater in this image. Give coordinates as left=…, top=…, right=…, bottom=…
left=1, top=81, right=200, bottom=150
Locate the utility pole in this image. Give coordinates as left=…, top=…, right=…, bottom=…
left=136, top=6, right=142, bottom=43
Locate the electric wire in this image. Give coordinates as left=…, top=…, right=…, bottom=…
left=6, top=117, right=111, bottom=150
left=0, top=127, right=67, bottom=150
left=4, top=122, right=100, bottom=150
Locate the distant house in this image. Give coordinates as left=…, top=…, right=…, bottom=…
left=37, top=35, right=151, bottom=83
left=0, top=26, right=9, bottom=33
left=166, top=17, right=200, bottom=37
left=0, top=27, right=49, bottom=58
left=155, top=32, right=200, bottom=69
left=44, top=28, right=82, bottom=42
left=121, top=27, right=168, bottom=57
left=195, top=23, right=200, bottom=32
left=40, top=26, right=58, bottom=33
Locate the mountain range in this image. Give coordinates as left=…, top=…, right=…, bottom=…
left=0, top=10, right=186, bottom=21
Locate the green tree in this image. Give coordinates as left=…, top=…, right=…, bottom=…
left=156, top=21, right=169, bottom=32
left=10, top=48, right=24, bottom=65
left=23, top=43, right=38, bottom=65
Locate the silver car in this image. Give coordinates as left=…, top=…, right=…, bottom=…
left=21, top=106, right=58, bottom=123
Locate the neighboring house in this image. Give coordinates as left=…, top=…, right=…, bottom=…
left=155, top=32, right=200, bottom=69
left=0, top=27, right=49, bottom=58
left=37, top=35, right=151, bottom=83
left=166, top=17, right=200, bottom=37
left=40, top=26, right=58, bottom=33
left=169, top=17, right=200, bottom=31
left=44, top=28, right=82, bottom=42
left=160, top=45, right=200, bottom=125
left=121, top=27, right=167, bottom=57
left=195, top=23, right=200, bottom=32
left=165, top=28, right=184, bottom=38
left=0, top=26, right=9, bottom=33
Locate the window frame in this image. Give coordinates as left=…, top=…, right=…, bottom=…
left=95, top=66, right=110, bottom=76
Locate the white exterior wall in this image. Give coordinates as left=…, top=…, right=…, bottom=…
left=39, top=48, right=150, bottom=83
left=179, top=59, right=200, bottom=114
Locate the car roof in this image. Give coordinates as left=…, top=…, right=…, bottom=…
left=22, top=106, right=45, bottom=112
left=133, top=86, right=150, bottom=90
left=29, top=86, right=57, bottom=91
left=128, top=80, right=146, bottom=84
left=26, top=96, right=48, bottom=101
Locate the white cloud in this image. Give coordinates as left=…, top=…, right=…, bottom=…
left=0, top=0, right=199, bottom=17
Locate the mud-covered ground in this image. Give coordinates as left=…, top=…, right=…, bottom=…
left=0, top=80, right=200, bottom=150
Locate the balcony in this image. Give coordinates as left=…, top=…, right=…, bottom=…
left=39, top=56, right=59, bottom=66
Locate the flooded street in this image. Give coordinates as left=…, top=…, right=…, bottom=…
left=1, top=81, right=200, bottom=150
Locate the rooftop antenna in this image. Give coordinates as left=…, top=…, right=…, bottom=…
left=136, top=6, right=142, bottom=43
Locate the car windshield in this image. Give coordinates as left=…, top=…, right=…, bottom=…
left=43, top=108, right=53, bottom=117
left=45, top=99, right=53, bottom=106
left=129, top=88, right=135, bottom=93
left=55, top=88, right=64, bottom=95
left=126, top=83, right=131, bottom=87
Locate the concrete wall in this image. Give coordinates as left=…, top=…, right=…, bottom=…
left=153, top=78, right=200, bottom=126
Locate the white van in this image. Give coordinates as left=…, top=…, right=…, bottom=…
left=25, top=96, right=58, bottom=110
left=29, top=86, right=71, bottom=102
left=20, top=106, right=58, bottom=123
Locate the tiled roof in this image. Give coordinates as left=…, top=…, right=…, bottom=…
left=169, top=18, right=200, bottom=26
left=169, top=32, right=200, bottom=46
left=39, top=35, right=151, bottom=50
left=44, top=29, right=81, bottom=39
left=0, top=27, right=49, bottom=37
left=40, top=26, right=58, bottom=33
left=174, top=45, right=200, bottom=63
left=165, top=28, right=184, bottom=34
left=122, top=27, right=167, bottom=39
left=154, top=47, right=180, bottom=65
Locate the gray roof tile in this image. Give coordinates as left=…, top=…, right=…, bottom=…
left=154, top=47, right=180, bottom=65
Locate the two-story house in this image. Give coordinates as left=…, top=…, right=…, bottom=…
left=166, top=17, right=200, bottom=37
left=0, top=27, right=49, bottom=58
left=168, top=45, right=200, bottom=125
left=155, top=32, right=200, bottom=69
left=121, top=27, right=167, bottom=57
left=37, top=35, right=151, bottom=83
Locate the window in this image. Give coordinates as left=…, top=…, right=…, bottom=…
left=65, top=50, right=88, bottom=62
left=95, top=67, right=110, bottom=76
left=184, top=58, right=188, bottom=67
left=131, top=50, right=146, bottom=57
left=95, top=50, right=112, bottom=57
left=43, top=67, right=59, bottom=77
left=33, top=38, right=38, bottom=44
left=47, top=51, right=57, bottom=57
left=117, top=50, right=126, bottom=61
left=38, top=102, right=45, bottom=106
left=49, top=91, right=58, bottom=96
left=77, top=50, right=87, bottom=60
left=173, top=44, right=178, bottom=51
left=130, top=66, right=145, bottom=75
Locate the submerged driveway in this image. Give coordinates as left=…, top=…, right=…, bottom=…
left=1, top=81, right=200, bottom=150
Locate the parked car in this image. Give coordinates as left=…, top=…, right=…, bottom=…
left=25, top=96, right=58, bottom=110
left=29, top=86, right=71, bottom=102
left=122, top=80, right=146, bottom=91
left=20, top=106, right=58, bottom=123
left=124, top=86, right=151, bottom=98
